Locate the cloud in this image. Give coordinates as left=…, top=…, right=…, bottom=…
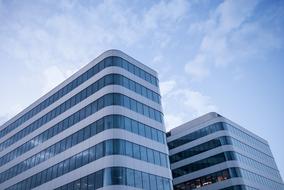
left=161, top=80, right=218, bottom=130
left=160, top=80, right=176, bottom=96
left=41, top=65, right=77, bottom=94
left=0, top=104, right=24, bottom=126
left=185, top=0, right=260, bottom=80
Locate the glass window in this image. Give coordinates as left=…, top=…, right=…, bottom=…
left=123, top=77, right=129, bottom=89
left=95, top=170, right=103, bottom=189
left=154, top=151, right=161, bottom=166
left=83, top=126, right=91, bottom=140
left=97, top=97, right=104, bottom=110
left=113, top=115, right=123, bottom=129
left=134, top=170, right=143, bottom=188
left=104, top=94, right=113, bottom=106
left=131, top=120, right=139, bottom=134
left=149, top=174, right=157, bottom=190
left=114, top=139, right=125, bottom=155
left=106, top=140, right=113, bottom=155
left=130, top=99, right=137, bottom=111
left=125, top=141, right=133, bottom=157
left=96, top=142, right=104, bottom=159
left=87, top=173, right=95, bottom=190
left=142, top=173, right=150, bottom=190
left=133, top=143, right=140, bottom=159
left=75, top=153, right=82, bottom=169
left=82, top=150, right=89, bottom=165
left=126, top=168, right=135, bottom=187
left=97, top=119, right=104, bottom=133
left=129, top=80, right=135, bottom=91
left=125, top=117, right=132, bottom=132
left=63, top=159, right=69, bottom=174
left=151, top=128, right=158, bottom=141
left=157, top=131, right=164, bottom=143
left=74, top=179, right=80, bottom=190
left=80, top=176, right=88, bottom=190
left=104, top=115, right=113, bottom=129
left=160, top=153, right=167, bottom=167
left=104, top=168, right=111, bottom=186
left=140, top=146, right=148, bottom=162
left=113, top=93, right=122, bottom=105
left=138, top=123, right=145, bottom=137
left=145, top=126, right=152, bottom=139
left=89, top=146, right=96, bottom=162
left=163, top=179, right=171, bottom=190
left=156, top=176, right=164, bottom=190
left=137, top=102, right=143, bottom=114
left=147, top=149, right=154, bottom=164
left=112, top=167, right=125, bottom=185
left=123, top=96, right=131, bottom=109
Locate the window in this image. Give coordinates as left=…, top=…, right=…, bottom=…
left=80, top=177, right=88, bottom=190
left=96, top=142, right=104, bottom=159
left=140, top=146, right=148, bottom=162
left=137, top=102, right=143, bottom=114
left=125, top=117, right=132, bottom=132
left=125, top=141, right=133, bottom=157
left=134, top=170, right=143, bottom=188
left=126, top=168, right=135, bottom=186
left=106, top=140, right=113, bottom=155
left=75, top=153, right=82, bottom=169
left=123, top=96, right=131, bottom=109
left=89, top=146, right=96, bottom=162
left=87, top=173, right=95, bottom=190
left=114, top=139, right=125, bottom=155
left=147, top=149, right=154, bottom=164
left=82, top=150, right=89, bottom=165
left=145, top=126, right=152, bottom=139
left=131, top=120, right=139, bottom=134
left=154, top=151, right=161, bottom=166
left=138, top=123, right=145, bottom=137
left=157, top=176, right=164, bottom=190
left=151, top=128, right=158, bottom=142
left=160, top=153, right=167, bottom=167
left=142, top=172, right=150, bottom=190
left=149, top=174, right=157, bottom=190
left=133, top=143, right=140, bottom=159
left=104, top=94, right=113, bottom=106
left=95, top=170, right=103, bottom=189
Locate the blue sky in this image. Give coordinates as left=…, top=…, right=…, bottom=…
left=0, top=0, right=284, bottom=177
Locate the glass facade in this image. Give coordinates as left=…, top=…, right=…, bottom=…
left=6, top=138, right=169, bottom=190
left=168, top=122, right=272, bottom=158
left=54, top=167, right=172, bottom=190
left=174, top=168, right=240, bottom=190
left=168, top=114, right=284, bottom=190
left=0, top=92, right=163, bottom=167
left=169, top=136, right=281, bottom=179
left=0, top=114, right=167, bottom=183
left=0, top=52, right=171, bottom=190
left=0, top=56, right=159, bottom=140
left=0, top=73, right=160, bottom=153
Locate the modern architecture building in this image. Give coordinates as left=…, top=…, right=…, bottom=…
left=0, top=50, right=172, bottom=190
left=167, top=112, right=283, bottom=190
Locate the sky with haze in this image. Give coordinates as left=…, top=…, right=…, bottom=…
left=0, top=0, right=284, bottom=178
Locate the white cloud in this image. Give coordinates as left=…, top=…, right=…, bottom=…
left=41, top=65, right=77, bottom=94
left=185, top=0, right=259, bottom=80
left=160, top=80, right=176, bottom=96
left=0, top=104, right=24, bottom=126
left=161, top=80, right=218, bottom=130
left=184, top=54, right=210, bottom=81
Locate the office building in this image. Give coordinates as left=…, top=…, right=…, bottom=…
left=0, top=50, right=172, bottom=190
left=167, top=112, right=283, bottom=190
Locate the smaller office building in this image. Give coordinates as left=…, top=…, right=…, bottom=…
left=167, top=112, right=283, bottom=190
